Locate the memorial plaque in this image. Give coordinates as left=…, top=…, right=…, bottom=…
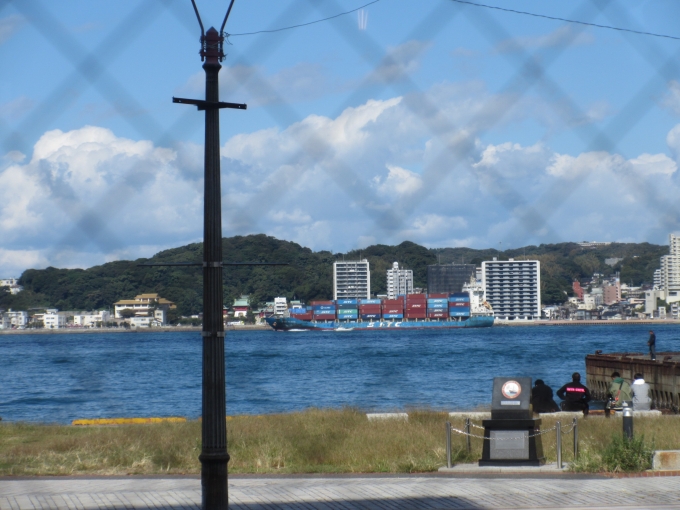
left=479, top=376, right=544, bottom=466
left=489, top=430, right=529, bottom=460
left=491, top=377, right=532, bottom=420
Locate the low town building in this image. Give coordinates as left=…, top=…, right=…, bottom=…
left=113, top=293, right=175, bottom=324
left=232, top=296, right=250, bottom=317
left=1, top=309, right=28, bottom=328
left=43, top=310, right=67, bottom=329
left=73, top=311, right=111, bottom=327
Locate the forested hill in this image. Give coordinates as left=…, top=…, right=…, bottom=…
left=0, top=235, right=668, bottom=315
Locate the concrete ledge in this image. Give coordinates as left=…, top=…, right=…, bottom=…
left=538, top=411, right=583, bottom=418
left=653, top=450, right=680, bottom=470
left=448, top=412, right=491, bottom=420
left=439, top=462, right=568, bottom=473
left=608, top=410, right=663, bottom=418
left=366, top=413, right=408, bottom=421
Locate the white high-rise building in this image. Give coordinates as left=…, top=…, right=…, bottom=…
left=482, top=258, right=541, bottom=320
left=386, top=262, right=413, bottom=299
left=660, top=234, right=680, bottom=304
left=274, top=297, right=288, bottom=316
left=333, top=260, right=370, bottom=300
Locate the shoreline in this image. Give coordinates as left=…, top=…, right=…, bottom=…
left=0, top=324, right=271, bottom=335
left=1, top=319, right=679, bottom=334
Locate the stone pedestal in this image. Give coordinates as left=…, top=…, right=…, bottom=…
left=479, top=418, right=545, bottom=466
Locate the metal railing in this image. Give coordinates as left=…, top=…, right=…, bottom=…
left=445, top=417, right=579, bottom=469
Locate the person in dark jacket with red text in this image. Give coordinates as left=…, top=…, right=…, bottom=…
left=556, top=372, right=591, bottom=416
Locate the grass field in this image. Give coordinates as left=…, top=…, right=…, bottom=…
left=0, top=410, right=677, bottom=475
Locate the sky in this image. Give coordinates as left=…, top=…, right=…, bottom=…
left=2, top=0, right=680, bottom=277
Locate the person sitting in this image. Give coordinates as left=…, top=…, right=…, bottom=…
left=632, top=373, right=652, bottom=411
left=607, top=371, right=633, bottom=413
left=556, top=372, right=591, bottom=416
left=532, top=379, right=560, bottom=413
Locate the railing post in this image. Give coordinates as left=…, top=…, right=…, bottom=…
left=556, top=421, right=562, bottom=469
left=465, top=418, right=471, bottom=455
left=446, top=421, right=452, bottom=468
left=573, top=417, right=578, bottom=459
left=623, top=405, right=633, bottom=440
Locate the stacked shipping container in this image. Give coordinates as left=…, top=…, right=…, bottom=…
left=405, top=293, right=426, bottom=319
left=449, top=293, right=471, bottom=317
left=289, top=292, right=472, bottom=321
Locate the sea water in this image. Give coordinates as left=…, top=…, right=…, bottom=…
left=0, top=324, right=677, bottom=423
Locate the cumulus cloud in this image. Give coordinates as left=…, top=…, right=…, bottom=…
left=4, top=82, right=680, bottom=276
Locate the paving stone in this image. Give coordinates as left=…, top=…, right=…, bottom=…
left=2, top=476, right=680, bottom=509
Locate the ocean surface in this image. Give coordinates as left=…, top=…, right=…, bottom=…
left=0, top=324, right=678, bottom=423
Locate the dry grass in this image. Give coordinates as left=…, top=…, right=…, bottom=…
left=1, top=410, right=679, bottom=475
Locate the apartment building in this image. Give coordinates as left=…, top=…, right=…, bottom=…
left=386, top=262, right=413, bottom=299
left=481, top=258, right=541, bottom=320
left=333, top=260, right=370, bottom=300
left=427, top=263, right=476, bottom=295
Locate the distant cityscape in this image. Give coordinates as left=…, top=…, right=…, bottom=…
left=1, top=234, right=679, bottom=329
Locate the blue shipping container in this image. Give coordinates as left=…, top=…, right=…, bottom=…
left=449, top=309, right=470, bottom=317
left=361, top=314, right=381, bottom=319
left=450, top=292, right=469, bottom=297
left=449, top=297, right=470, bottom=303
left=427, top=298, right=448, bottom=304
left=338, top=315, right=357, bottom=319
left=427, top=303, right=447, bottom=310
left=360, top=299, right=382, bottom=305
left=336, top=299, right=358, bottom=305
left=289, top=308, right=306, bottom=314
left=383, top=313, right=404, bottom=319
left=313, top=305, right=336, bottom=310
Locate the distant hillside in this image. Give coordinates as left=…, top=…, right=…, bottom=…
left=0, top=235, right=668, bottom=314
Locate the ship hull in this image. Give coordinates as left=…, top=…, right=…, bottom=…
left=266, top=316, right=494, bottom=331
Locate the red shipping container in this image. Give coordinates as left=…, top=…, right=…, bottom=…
left=382, top=299, right=403, bottom=305
left=291, top=313, right=313, bottom=321
left=407, top=293, right=427, bottom=299
left=359, top=305, right=382, bottom=310
left=405, top=312, right=427, bottom=318
left=406, top=303, right=425, bottom=309
left=428, top=312, right=449, bottom=318
left=450, top=302, right=470, bottom=307
left=428, top=293, right=449, bottom=298
left=382, top=308, right=403, bottom=314
left=310, top=300, right=334, bottom=305
left=313, top=314, right=336, bottom=319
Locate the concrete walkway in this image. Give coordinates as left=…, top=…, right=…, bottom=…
left=2, top=475, right=680, bottom=509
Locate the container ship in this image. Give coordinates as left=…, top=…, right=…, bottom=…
left=266, top=283, right=494, bottom=331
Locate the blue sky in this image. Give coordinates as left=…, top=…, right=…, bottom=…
left=2, top=0, right=680, bottom=276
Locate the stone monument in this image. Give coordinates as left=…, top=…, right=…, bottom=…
left=479, top=377, right=545, bottom=466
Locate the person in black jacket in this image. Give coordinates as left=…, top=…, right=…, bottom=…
left=556, top=372, right=591, bottom=416
left=648, top=330, right=656, bottom=360
left=532, top=379, right=559, bottom=414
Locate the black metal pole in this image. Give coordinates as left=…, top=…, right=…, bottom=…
left=199, top=27, right=228, bottom=510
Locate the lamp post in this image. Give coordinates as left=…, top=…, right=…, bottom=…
left=175, top=2, right=245, bottom=508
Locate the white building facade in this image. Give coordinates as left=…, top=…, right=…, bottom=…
left=273, top=297, right=288, bottom=316
left=44, top=311, right=67, bottom=329
left=3, top=310, right=28, bottom=328
left=333, top=260, right=370, bottom=300
left=482, top=259, right=541, bottom=320
left=73, top=311, right=111, bottom=327
left=660, top=234, right=680, bottom=304
left=386, top=262, right=413, bottom=299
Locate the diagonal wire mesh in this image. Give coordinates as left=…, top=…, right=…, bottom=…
left=1, top=0, right=679, bottom=275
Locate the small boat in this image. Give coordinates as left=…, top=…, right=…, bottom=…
left=335, top=327, right=354, bottom=332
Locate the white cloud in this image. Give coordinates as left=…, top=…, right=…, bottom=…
left=0, top=15, right=23, bottom=45
left=496, top=25, right=595, bottom=54
left=181, top=62, right=332, bottom=107
left=373, top=164, right=422, bottom=197
left=4, top=84, right=680, bottom=276
left=368, top=40, right=432, bottom=83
